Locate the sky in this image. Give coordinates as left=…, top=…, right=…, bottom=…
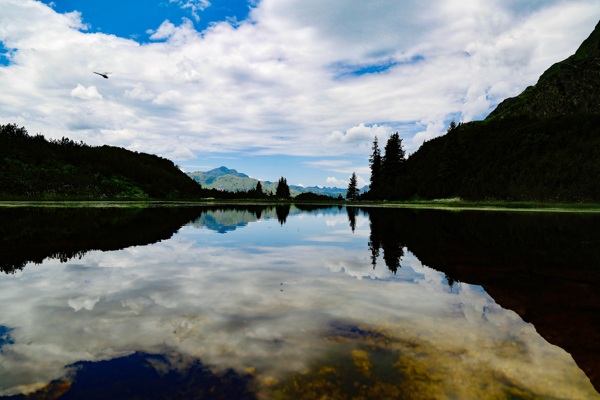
left=0, top=1, right=599, bottom=188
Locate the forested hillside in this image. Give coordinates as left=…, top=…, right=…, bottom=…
left=395, top=114, right=600, bottom=201
left=365, top=21, right=600, bottom=202
left=0, top=124, right=205, bottom=200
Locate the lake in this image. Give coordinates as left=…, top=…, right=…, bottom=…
left=0, top=205, right=598, bottom=399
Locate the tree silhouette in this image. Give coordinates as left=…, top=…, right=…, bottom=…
left=364, top=132, right=406, bottom=199
left=0, top=124, right=206, bottom=200
left=382, top=133, right=405, bottom=183
left=369, top=136, right=382, bottom=197
left=365, top=207, right=406, bottom=273
left=247, top=181, right=266, bottom=199
left=275, top=177, right=291, bottom=199
left=346, top=172, right=359, bottom=200
left=275, top=204, right=291, bottom=225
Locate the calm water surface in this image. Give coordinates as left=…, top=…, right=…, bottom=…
left=0, top=205, right=598, bottom=399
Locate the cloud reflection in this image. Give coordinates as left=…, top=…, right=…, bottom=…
left=0, top=212, right=596, bottom=398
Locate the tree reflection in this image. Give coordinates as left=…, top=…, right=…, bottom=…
left=0, top=207, right=205, bottom=274
left=359, top=206, right=600, bottom=391
left=346, top=206, right=358, bottom=232
left=275, top=204, right=291, bottom=225
left=364, top=208, right=406, bottom=273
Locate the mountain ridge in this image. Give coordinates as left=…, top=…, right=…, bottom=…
left=187, top=166, right=364, bottom=198
left=487, top=21, right=600, bottom=120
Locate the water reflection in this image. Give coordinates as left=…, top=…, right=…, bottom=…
left=0, top=205, right=598, bottom=399
left=361, top=207, right=600, bottom=390
left=0, top=207, right=203, bottom=273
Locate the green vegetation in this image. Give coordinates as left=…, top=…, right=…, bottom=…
left=364, top=113, right=600, bottom=202
left=0, top=124, right=205, bottom=200
left=389, top=114, right=600, bottom=202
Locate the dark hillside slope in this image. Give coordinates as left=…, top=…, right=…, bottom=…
left=488, top=21, right=600, bottom=120
left=0, top=124, right=205, bottom=200
left=398, top=114, right=600, bottom=201
left=393, top=21, right=600, bottom=201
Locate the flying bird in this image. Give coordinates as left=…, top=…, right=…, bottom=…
left=93, top=71, right=111, bottom=79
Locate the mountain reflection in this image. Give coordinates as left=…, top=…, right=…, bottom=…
left=186, top=204, right=338, bottom=232
left=0, top=205, right=598, bottom=395
left=0, top=205, right=339, bottom=273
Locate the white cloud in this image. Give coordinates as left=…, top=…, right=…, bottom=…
left=326, top=174, right=367, bottom=188
left=170, top=0, right=212, bottom=22
left=0, top=0, right=599, bottom=183
left=326, top=176, right=347, bottom=187
left=411, top=118, right=447, bottom=149
left=327, top=123, right=390, bottom=144
left=70, top=84, right=103, bottom=100
left=124, top=83, right=155, bottom=101
left=152, top=90, right=182, bottom=105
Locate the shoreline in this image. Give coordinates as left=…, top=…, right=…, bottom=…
left=1, top=199, right=600, bottom=213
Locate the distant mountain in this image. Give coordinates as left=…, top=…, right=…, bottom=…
left=203, top=166, right=249, bottom=181
left=187, top=166, right=364, bottom=198
left=372, top=21, right=600, bottom=202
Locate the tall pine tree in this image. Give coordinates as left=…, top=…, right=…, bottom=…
left=275, top=177, right=291, bottom=199
left=369, top=136, right=382, bottom=197
left=381, top=132, right=406, bottom=198
left=346, top=172, right=359, bottom=200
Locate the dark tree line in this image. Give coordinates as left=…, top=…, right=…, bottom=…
left=203, top=177, right=295, bottom=200
left=361, top=113, right=600, bottom=202
left=0, top=124, right=349, bottom=201
left=362, top=132, right=406, bottom=200
left=0, top=124, right=206, bottom=200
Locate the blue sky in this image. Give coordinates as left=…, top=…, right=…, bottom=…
left=39, top=0, right=251, bottom=40
left=1, top=1, right=599, bottom=187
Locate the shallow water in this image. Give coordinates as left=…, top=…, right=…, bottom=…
left=0, top=205, right=598, bottom=399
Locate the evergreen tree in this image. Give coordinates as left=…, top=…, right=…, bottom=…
left=253, top=181, right=264, bottom=198
left=381, top=132, right=406, bottom=198
left=346, top=172, right=359, bottom=200
left=275, top=177, right=291, bottom=199
left=382, top=132, right=405, bottom=177
left=369, top=136, right=382, bottom=196
left=447, top=120, right=457, bottom=133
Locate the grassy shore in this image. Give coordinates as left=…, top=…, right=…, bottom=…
left=351, top=199, right=600, bottom=213
left=1, top=198, right=600, bottom=213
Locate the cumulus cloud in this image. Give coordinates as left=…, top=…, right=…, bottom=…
left=70, top=84, right=103, bottom=100
left=326, top=173, right=367, bottom=189
left=327, top=123, right=390, bottom=144
left=0, top=0, right=599, bottom=183
left=326, top=176, right=347, bottom=187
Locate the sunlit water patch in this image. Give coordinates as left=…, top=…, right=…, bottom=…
left=0, top=206, right=597, bottom=399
